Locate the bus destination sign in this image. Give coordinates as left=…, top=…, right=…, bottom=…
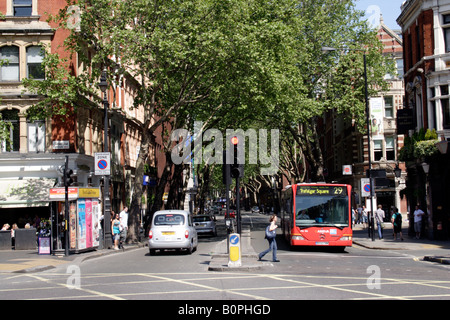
left=297, top=185, right=347, bottom=196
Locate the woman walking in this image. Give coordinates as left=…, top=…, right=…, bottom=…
left=258, top=214, right=280, bottom=262
left=112, top=213, right=121, bottom=250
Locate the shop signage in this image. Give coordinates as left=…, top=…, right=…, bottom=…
left=397, top=109, right=414, bottom=134
left=78, top=188, right=100, bottom=198
left=49, top=187, right=78, bottom=200
left=49, top=187, right=99, bottom=200
left=52, top=140, right=70, bottom=150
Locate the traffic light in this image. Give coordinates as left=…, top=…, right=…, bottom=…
left=64, top=166, right=74, bottom=187
left=230, top=136, right=244, bottom=179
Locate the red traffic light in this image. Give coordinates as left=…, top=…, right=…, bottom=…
left=231, top=136, right=239, bottom=145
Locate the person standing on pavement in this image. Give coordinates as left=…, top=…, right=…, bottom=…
left=413, top=205, right=425, bottom=239
left=112, top=213, right=121, bottom=250
left=119, top=207, right=129, bottom=244
left=375, top=205, right=385, bottom=240
left=258, top=214, right=279, bottom=262
left=391, top=207, right=404, bottom=241
left=362, top=206, right=368, bottom=229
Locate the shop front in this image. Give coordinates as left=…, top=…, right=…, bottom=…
left=49, top=187, right=101, bottom=254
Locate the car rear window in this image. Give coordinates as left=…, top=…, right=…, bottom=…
left=154, top=214, right=185, bottom=226
left=193, top=216, right=210, bottom=222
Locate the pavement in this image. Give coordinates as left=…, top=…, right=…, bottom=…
left=0, top=223, right=449, bottom=273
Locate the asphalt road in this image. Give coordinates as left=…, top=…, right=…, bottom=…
left=1, top=211, right=449, bottom=304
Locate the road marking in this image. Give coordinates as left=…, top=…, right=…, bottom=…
left=138, top=273, right=272, bottom=300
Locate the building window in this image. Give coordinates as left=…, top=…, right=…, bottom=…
left=0, top=46, right=20, bottom=82
left=442, top=99, right=450, bottom=129
left=13, top=0, right=32, bottom=17
left=385, top=136, right=395, bottom=161
left=27, top=46, right=45, bottom=80
left=1, top=110, right=20, bottom=152
left=444, top=14, right=450, bottom=52
left=28, top=121, right=45, bottom=152
left=374, top=139, right=383, bottom=161
left=396, top=59, right=404, bottom=78
left=384, top=96, right=394, bottom=118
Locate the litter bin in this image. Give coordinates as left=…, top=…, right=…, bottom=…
left=14, top=228, right=37, bottom=250
left=0, top=230, right=11, bottom=250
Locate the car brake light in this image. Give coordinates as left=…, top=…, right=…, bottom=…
left=148, top=230, right=153, bottom=239
left=185, top=230, right=189, bottom=238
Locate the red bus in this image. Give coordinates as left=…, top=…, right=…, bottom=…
left=281, top=183, right=352, bottom=250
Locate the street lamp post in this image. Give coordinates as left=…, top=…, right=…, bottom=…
left=322, top=47, right=375, bottom=241
left=99, top=70, right=112, bottom=249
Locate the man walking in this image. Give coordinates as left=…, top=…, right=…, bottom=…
left=413, top=205, right=425, bottom=239
left=375, top=205, right=385, bottom=240
left=119, top=207, right=129, bottom=244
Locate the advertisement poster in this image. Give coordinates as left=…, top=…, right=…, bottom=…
left=70, top=202, right=77, bottom=249
left=77, top=199, right=86, bottom=249
left=85, top=199, right=93, bottom=248
left=92, top=200, right=100, bottom=247
left=370, top=97, right=384, bottom=138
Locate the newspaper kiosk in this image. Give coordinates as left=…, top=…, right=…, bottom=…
left=49, top=187, right=101, bottom=254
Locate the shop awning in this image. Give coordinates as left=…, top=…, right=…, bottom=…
left=0, top=178, right=57, bottom=208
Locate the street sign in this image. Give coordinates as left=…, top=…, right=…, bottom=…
left=228, top=233, right=241, bottom=267
left=342, top=165, right=352, bottom=175
left=95, top=152, right=111, bottom=176
left=361, top=178, right=371, bottom=197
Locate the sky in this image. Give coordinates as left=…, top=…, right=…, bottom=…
left=354, top=0, right=405, bottom=31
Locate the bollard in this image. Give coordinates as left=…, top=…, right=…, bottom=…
left=228, top=233, right=241, bottom=267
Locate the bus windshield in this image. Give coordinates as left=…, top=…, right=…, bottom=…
left=295, top=194, right=349, bottom=229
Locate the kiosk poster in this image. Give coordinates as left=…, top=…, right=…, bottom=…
left=92, top=199, right=100, bottom=247
left=77, top=199, right=86, bottom=249
left=70, top=202, right=77, bottom=249
left=86, top=199, right=93, bottom=248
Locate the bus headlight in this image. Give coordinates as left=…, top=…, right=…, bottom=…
left=339, top=236, right=352, bottom=241
left=292, top=235, right=305, bottom=240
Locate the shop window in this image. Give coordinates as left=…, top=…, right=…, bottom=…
left=27, top=46, right=45, bottom=80
left=0, top=46, right=20, bottom=82
left=1, top=109, right=20, bottom=152
left=13, top=0, right=32, bottom=17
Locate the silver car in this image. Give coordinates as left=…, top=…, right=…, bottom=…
left=148, top=210, right=198, bottom=255
left=193, top=215, right=217, bottom=236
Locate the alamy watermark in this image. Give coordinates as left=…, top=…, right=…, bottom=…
left=171, top=121, right=279, bottom=175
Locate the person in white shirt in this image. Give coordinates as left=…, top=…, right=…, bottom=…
left=375, top=205, right=385, bottom=240
left=413, top=205, right=425, bottom=239
left=119, top=207, right=129, bottom=243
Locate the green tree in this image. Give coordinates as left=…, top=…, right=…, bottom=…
left=24, top=0, right=304, bottom=242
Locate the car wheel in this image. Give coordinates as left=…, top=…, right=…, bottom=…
left=149, top=249, right=156, bottom=256
left=187, top=240, right=194, bottom=254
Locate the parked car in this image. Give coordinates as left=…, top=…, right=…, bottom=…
left=251, top=206, right=260, bottom=214
left=193, top=215, right=217, bottom=236
left=148, top=210, right=198, bottom=255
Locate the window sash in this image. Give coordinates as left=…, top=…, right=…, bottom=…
left=28, top=122, right=45, bottom=152
left=13, top=0, right=32, bottom=16
left=1, top=46, right=20, bottom=81
left=26, top=46, right=45, bottom=79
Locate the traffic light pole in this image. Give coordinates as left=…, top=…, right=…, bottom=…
left=236, top=176, right=241, bottom=235
left=64, top=155, right=69, bottom=256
